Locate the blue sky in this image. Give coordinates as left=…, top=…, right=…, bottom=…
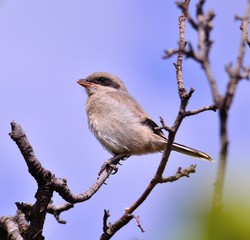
left=1, top=1, right=249, bottom=239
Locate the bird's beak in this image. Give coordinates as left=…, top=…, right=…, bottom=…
left=77, top=79, right=92, bottom=88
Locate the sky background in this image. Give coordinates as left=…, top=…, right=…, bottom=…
left=1, top=0, right=250, bottom=239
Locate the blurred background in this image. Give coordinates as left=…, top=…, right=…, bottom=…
left=0, top=0, right=249, bottom=239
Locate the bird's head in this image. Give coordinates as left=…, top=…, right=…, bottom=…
left=77, top=72, right=128, bottom=95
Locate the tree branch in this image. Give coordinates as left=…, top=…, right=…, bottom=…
left=0, top=216, right=23, bottom=240
left=211, top=0, right=250, bottom=215
left=164, top=0, right=221, bottom=106
left=46, top=202, right=74, bottom=224
left=5, top=121, right=126, bottom=239
left=161, top=164, right=197, bottom=182
left=185, top=104, right=217, bottom=116
left=163, top=0, right=250, bottom=217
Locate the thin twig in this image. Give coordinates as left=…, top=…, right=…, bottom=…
left=102, top=210, right=110, bottom=233
left=185, top=104, right=217, bottom=116
left=161, top=164, right=197, bottom=183
left=46, top=202, right=74, bottom=224
left=134, top=216, right=145, bottom=233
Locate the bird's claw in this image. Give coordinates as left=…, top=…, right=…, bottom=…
left=120, top=155, right=129, bottom=161
left=110, top=164, right=118, bottom=174
left=98, top=161, right=119, bottom=176
left=98, top=155, right=130, bottom=176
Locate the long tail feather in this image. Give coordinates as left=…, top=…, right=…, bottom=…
left=172, top=142, right=214, bottom=161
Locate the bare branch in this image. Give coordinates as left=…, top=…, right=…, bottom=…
left=235, top=1, right=250, bottom=47
left=164, top=0, right=222, bottom=106
left=15, top=210, right=29, bottom=235
left=185, top=104, right=217, bottom=117
left=211, top=0, right=250, bottom=214
left=9, top=121, right=126, bottom=203
left=102, top=210, right=110, bottom=233
left=100, top=211, right=134, bottom=240
left=163, top=48, right=179, bottom=59
left=161, top=164, right=196, bottom=183
left=7, top=121, right=126, bottom=239
left=153, top=116, right=173, bottom=133
left=46, top=202, right=74, bottom=224
left=156, top=105, right=217, bottom=133
left=134, top=216, right=145, bottom=233
left=0, top=216, right=23, bottom=240
left=169, top=0, right=250, bottom=217
left=9, top=121, right=51, bottom=183
left=51, top=154, right=127, bottom=203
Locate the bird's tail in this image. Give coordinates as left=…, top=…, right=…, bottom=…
left=172, top=142, right=214, bottom=162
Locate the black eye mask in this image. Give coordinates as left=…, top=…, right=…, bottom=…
left=88, top=77, right=121, bottom=89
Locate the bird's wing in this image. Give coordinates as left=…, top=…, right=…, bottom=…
left=142, top=118, right=166, bottom=140
left=107, top=90, right=166, bottom=140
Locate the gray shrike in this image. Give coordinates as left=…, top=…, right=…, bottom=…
left=77, top=72, right=212, bottom=161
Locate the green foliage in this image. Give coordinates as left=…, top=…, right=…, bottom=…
left=207, top=204, right=250, bottom=240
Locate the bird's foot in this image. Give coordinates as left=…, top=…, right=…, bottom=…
left=98, top=154, right=130, bottom=176
left=98, top=161, right=118, bottom=176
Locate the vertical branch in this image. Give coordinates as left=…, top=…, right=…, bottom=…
left=175, top=0, right=190, bottom=99
left=163, top=8, right=250, bottom=240
left=212, top=0, right=250, bottom=214
left=165, top=0, right=250, bottom=216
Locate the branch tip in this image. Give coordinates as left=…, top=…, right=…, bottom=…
left=134, top=215, right=145, bottom=233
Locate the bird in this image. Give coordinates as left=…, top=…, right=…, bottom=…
left=77, top=72, right=213, bottom=161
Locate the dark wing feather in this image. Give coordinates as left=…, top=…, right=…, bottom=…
left=142, top=118, right=166, bottom=140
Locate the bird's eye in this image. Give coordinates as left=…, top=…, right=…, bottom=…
left=98, top=77, right=107, bottom=83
